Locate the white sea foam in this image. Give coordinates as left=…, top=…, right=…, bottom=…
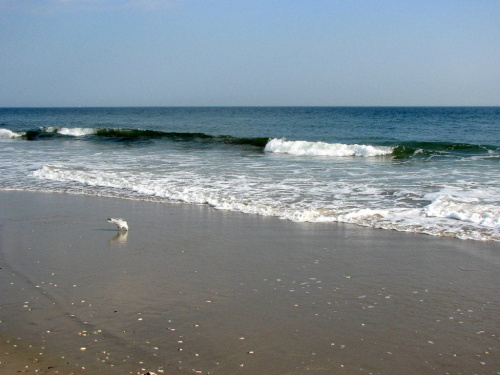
left=58, top=127, right=96, bottom=136
left=44, top=127, right=97, bottom=137
left=424, top=196, right=500, bottom=228
left=31, top=162, right=500, bottom=241
left=33, top=165, right=118, bottom=188
left=0, top=128, right=22, bottom=139
left=264, top=138, right=393, bottom=157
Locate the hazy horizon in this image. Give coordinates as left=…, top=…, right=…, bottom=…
left=2, top=105, right=500, bottom=109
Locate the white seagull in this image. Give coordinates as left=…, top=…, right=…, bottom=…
left=108, top=218, right=129, bottom=231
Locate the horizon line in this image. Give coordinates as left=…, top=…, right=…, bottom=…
left=2, top=105, right=499, bottom=109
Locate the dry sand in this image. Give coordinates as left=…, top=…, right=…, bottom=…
left=0, top=191, right=499, bottom=374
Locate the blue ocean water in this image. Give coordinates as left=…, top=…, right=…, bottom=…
left=1, top=107, right=499, bottom=241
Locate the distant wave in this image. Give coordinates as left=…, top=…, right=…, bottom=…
left=264, top=138, right=394, bottom=157
left=393, top=141, right=499, bottom=158
left=6, top=127, right=270, bottom=148
left=94, top=128, right=270, bottom=147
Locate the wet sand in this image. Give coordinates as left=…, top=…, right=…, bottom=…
left=0, top=191, right=499, bottom=374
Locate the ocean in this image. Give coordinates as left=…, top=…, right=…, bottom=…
left=1, top=106, right=499, bottom=241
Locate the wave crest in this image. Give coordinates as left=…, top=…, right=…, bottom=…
left=0, top=128, right=23, bottom=139
left=48, top=127, right=97, bottom=137
left=264, top=138, right=394, bottom=157
left=14, top=126, right=269, bottom=147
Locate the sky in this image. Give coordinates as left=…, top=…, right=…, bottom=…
left=0, top=0, right=499, bottom=107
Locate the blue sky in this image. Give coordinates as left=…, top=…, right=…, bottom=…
left=0, top=0, right=499, bottom=107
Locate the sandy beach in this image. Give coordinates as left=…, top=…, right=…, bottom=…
left=0, top=191, right=498, bottom=374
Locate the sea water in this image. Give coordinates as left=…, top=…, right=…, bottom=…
left=1, top=107, right=499, bottom=241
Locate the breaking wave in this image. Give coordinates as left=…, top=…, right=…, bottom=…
left=264, top=138, right=394, bottom=157
left=0, top=128, right=23, bottom=139
left=2, top=126, right=497, bottom=159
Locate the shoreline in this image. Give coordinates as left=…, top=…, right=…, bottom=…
left=1, top=191, right=499, bottom=374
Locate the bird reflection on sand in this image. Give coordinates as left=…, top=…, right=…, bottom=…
left=109, top=230, right=128, bottom=245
